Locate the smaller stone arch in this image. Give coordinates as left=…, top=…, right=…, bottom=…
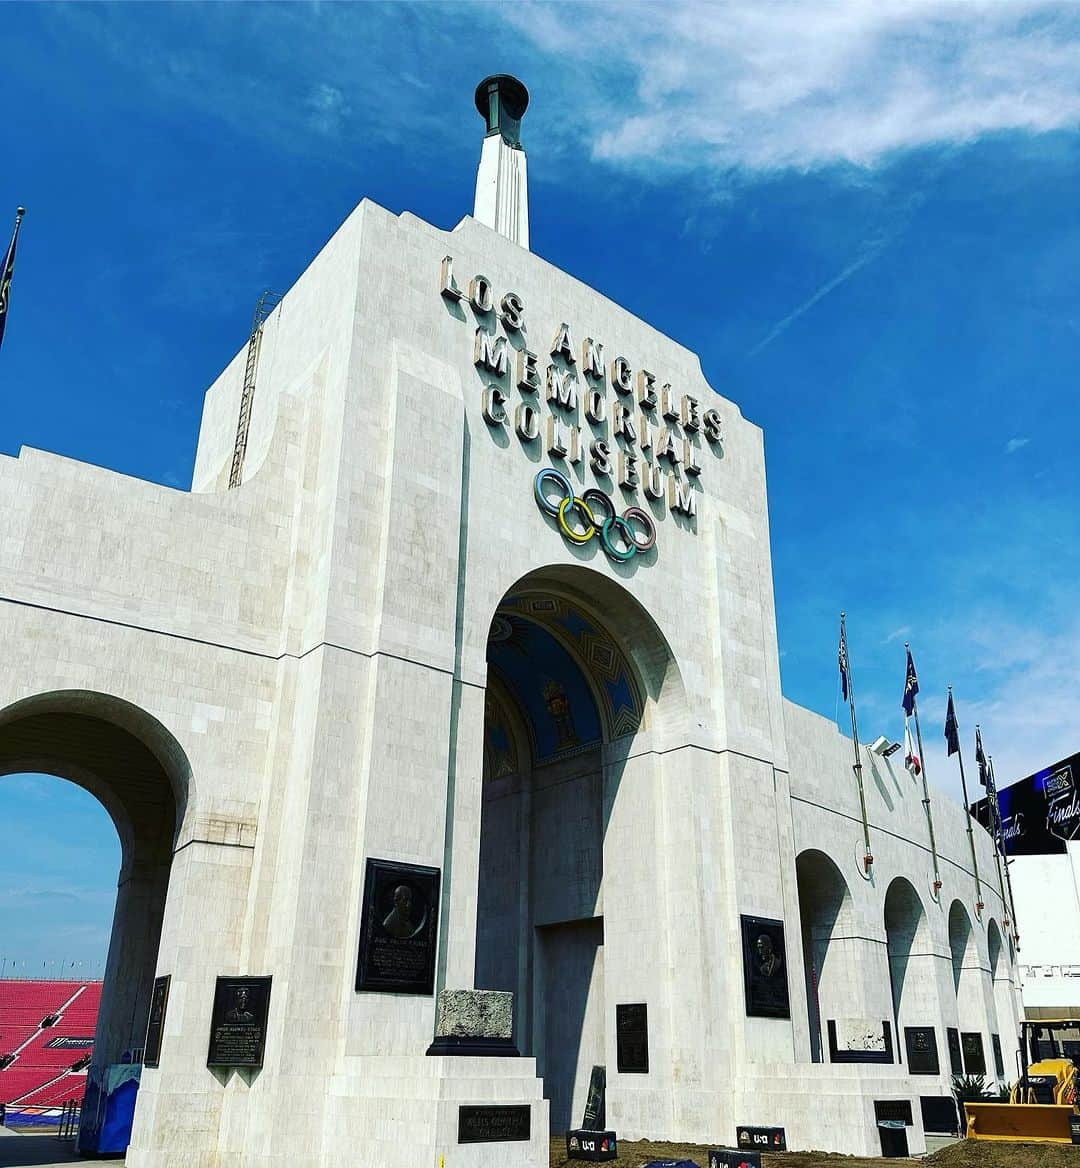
left=884, top=877, right=936, bottom=1054
left=796, top=849, right=858, bottom=1063
left=948, top=899, right=976, bottom=994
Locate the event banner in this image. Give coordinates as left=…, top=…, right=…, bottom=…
left=972, top=752, right=1080, bottom=856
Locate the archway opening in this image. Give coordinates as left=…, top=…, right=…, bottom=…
left=948, top=899, right=987, bottom=1078
left=883, top=877, right=931, bottom=1064
left=796, top=849, right=855, bottom=1064
left=474, top=566, right=680, bottom=1131
left=0, top=692, right=189, bottom=1144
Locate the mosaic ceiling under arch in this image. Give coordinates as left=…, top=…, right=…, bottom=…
left=485, top=592, right=644, bottom=766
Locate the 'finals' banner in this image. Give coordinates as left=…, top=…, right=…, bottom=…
left=972, top=751, right=1080, bottom=856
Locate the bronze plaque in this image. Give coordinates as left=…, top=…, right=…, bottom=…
left=741, top=915, right=790, bottom=1019
left=961, top=1031, right=986, bottom=1075
left=206, top=976, right=272, bottom=1068
left=143, top=975, right=170, bottom=1068
left=457, top=1105, right=531, bottom=1143
left=904, top=1026, right=940, bottom=1075
left=356, top=858, right=440, bottom=995
left=616, top=1003, right=649, bottom=1074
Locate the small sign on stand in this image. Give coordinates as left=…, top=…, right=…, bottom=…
left=709, top=1149, right=761, bottom=1168
left=566, top=1129, right=617, bottom=1161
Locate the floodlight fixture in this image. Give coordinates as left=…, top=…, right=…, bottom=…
left=870, top=735, right=902, bottom=757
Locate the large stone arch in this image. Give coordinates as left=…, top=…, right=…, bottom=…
left=474, top=564, right=685, bottom=1130
left=0, top=689, right=191, bottom=1147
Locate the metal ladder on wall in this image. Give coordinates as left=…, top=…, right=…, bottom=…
left=229, top=290, right=281, bottom=488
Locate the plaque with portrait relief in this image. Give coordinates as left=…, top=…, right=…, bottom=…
left=355, top=858, right=440, bottom=995
left=741, top=915, right=790, bottom=1019
left=206, top=976, right=272, bottom=1068
left=961, top=1031, right=986, bottom=1075
left=904, top=1026, right=940, bottom=1075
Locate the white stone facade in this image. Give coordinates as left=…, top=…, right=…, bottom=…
left=0, top=194, right=1020, bottom=1165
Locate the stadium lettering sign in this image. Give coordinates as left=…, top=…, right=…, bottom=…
left=440, top=256, right=724, bottom=524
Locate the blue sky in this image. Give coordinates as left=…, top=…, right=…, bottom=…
left=2, top=2, right=1079, bottom=967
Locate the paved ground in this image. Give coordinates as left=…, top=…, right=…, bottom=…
left=0, top=1130, right=102, bottom=1167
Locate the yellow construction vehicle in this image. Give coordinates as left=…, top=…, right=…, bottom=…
left=964, top=1018, right=1080, bottom=1143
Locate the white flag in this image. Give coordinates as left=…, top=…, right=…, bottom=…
left=904, top=718, right=921, bottom=778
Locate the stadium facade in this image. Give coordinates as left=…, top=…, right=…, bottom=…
left=0, top=78, right=1019, bottom=1165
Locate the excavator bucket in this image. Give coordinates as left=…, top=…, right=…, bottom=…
left=964, top=1102, right=1076, bottom=1143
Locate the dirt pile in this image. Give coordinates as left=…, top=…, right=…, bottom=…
left=552, top=1135, right=1080, bottom=1167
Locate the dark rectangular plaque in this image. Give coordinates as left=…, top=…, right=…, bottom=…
left=827, top=1019, right=894, bottom=1064
left=143, top=974, right=170, bottom=1068
left=961, top=1031, right=986, bottom=1075
left=904, top=1026, right=940, bottom=1075
left=581, top=1064, right=606, bottom=1130
left=992, top=1033, right=1004, bottom=1078
left=947, top=1027, right=963, bottom=1075
left=457, top=1105, right=530, bottom=1144
left=737, top=1125, right=787, bottom=1152
left=711, top=1151, right=761, bottom=1168
left=921, top=1095, right=960, bottom=1136
left=741, top=915, right=790, bottom=1019
left=206, top=975, right=271, bottom=1068
left=355, top=858, right=440, bottom=995
left=874, top=1100, right=913, bottom=1126
left=616, top=1003, right=648, bottom=1074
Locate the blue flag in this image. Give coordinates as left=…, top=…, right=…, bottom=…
left=838, top=620, right=850, bottom=702
left=902, top=648, right=919, bottom=716
left=945, top=691, right=960, bottom=756
left=0, top=207, right=24, bottom=351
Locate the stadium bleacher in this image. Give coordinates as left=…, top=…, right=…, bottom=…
left=0, top=980, right=102, bottom=1108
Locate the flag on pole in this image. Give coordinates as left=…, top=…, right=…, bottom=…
left=838, top=619, right=851, bottom=702
left=902, top=648, right=919, bottom=716
left=904, top=718, right=921, bottom=777
left=945, top=690, right=960, bottom=756
left=975, top=725, right=989, bottom=787
left=0, top=207, right=25, bottom=351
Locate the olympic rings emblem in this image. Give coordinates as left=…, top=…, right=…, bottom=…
left=533, top=469, right=656, bottom=561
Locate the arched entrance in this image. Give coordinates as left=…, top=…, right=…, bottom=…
left=795, top=850, right=856, bottom=1063
left=948, top=900, right=990, bottom=1079
left=0, top=690, right=190, bottom=1148
left=473, top=566, right=680, bottom=1131
left=883, top=877, right=942, bottom=1071
left=987, top=919, right=1020, bottom=1081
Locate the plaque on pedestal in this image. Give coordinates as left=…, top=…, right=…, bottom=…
left=961, top=1032, right=986, bottom=1075
left=992, top=1033, right=1004, bottom=1078
left=581, top=1065, right=606, bottom=1130
left=904, top=1026, right=940, bottom=1075
left=355, top=858, right=439, bottom=995
left=616, top=1004, right=648, bottom=1073
left=206, top=976, right=271, bottom=1068
left=143, top=975, right=170, bottom=1068
left=740, top=915, right=790, bottom=1019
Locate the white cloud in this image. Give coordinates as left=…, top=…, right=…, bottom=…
left=884, top=626, right=912, bottom=644
left=1005, top=436, right=1031, bottom=453
left=502, top=1, right=1080, bottom=173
